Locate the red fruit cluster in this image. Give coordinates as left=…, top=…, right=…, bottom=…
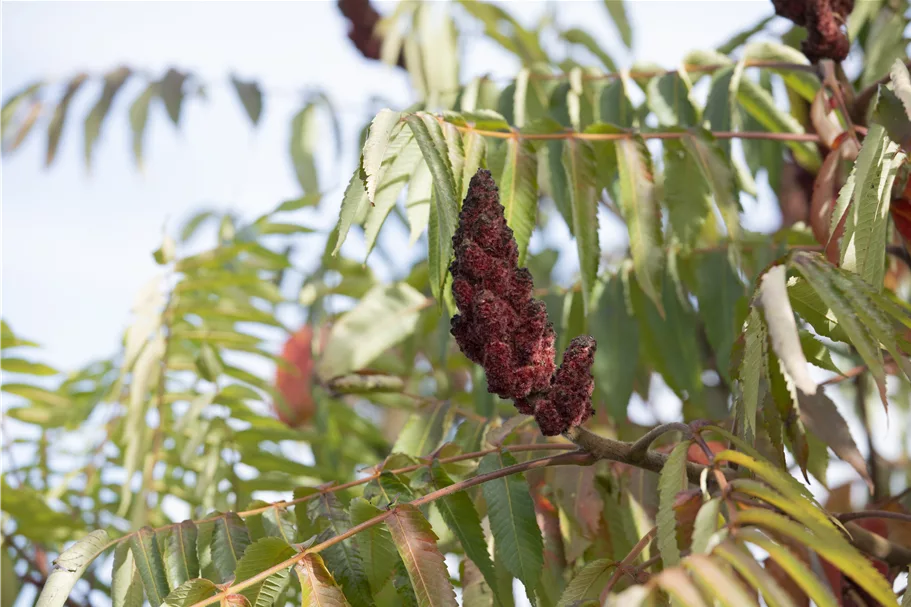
left=450, top=169, right=596, bottom=436
left=772, top=0, right=853, bottom=62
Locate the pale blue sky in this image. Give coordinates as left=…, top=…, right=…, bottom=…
left=2, top=1, right=779, bottom=369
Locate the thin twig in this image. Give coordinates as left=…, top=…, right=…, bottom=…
left=601, top=527, right=658, bottom=598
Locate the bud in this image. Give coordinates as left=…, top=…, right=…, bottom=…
left=450, top=169, right=596, bottom=436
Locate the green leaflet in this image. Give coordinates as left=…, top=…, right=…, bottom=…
left=332, top=162, right=370, bottom=255
left=212, top=512, right=251, bottom=583
left=427, top=461, right=500, bottom=604
left=310, top=493, right=374, bottom=607
left=386, top=504, right=459, bottom=607
left=791, top=254, right=888, bottom=407
left=230, top=75, right=263, bottom=125
left=839, top=125, right=903, bottom=288
left=690, top=498, right=722, bottom=555
left=560, top=29, right=617, bottom=72
left=646, top=72, right=698, bottom=127
left=363, top=131, right=422, bottom=259
left=392, top=401, right=451, bottom=457
left=233, top=537, right=296, bottom=607
left=693, top=251, right=746, bottom=385
left=562, top=138, right=600, bottom=315
left=130, top=527, right=171, bottom=606
left=162, top=520, right=199, bottom=587
left=591, top=273, right=638, bottom=420
left=83, top=67, right=131, bottom=169
left=363, top=109, right=404, bottom=204
left=737, top=307, right=765, bottom=441
left=616, top=137, right=663, bottom=311
left=738, top=530, right=838, bottom=607
left=363, top=472, right=415, bottom=509
left=407, top=113, right=459, bottom=301
left=663, top=137, right=712, bottom=249
left=350, top=498, right=400, bottom=593
left=159, top=68, right=187, bottom=125
left=603, top=0, right=632, bottom=48
left=681, top=129, right=741, bottom=251
left=741, top=42, right=818, bottom=102
left=497, top=137, right=538, bottom=265
left=735, top=77, right=820, bottom=171
left=297, top=553, right=352, bottom=607
left=656, top=441, right=690, bottom=568
left=46, top=73, right=87, bottom=166
left=161, top=579, right=219, bottom=607
left=406, top=160, right=433, bottom=246
left=35, top=531, right=110, bottom=607
left=290, top=102, right=320, bottom=195
left=111, top=541, right=144, bottom=607
left=555, top=559, right=615, bottom=607
left=478, top=451, right=543, bottom=604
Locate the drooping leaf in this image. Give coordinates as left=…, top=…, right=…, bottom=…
left=657, top=441, right=690, bottom=568
left=664, top=136, right=712, bottom=248
left=290, top=103, right=320, bottom=195
left=563, top=138, right=600, bottom=314
left=45, top=73, right=87, bottom=166
left=736, top=307, right=765, bottom=441
left=735, top=510, right=895, bottom=606
left=297, top=553, right=352, bottom=607
left=690, top=498, right=722, bottom=555
left=83, top=66, right=131, bottom=168
left=592, top=272, right=639, bottom=420
left=738, top=529, right=837, bottom=607
left=128, top=82, right=156, bottom=168
left=111, top=540, right=144, bottom=607
left=426, top=462, right=499, bottom=602
left=602, top=0, right=632, bottom=48
left=386, top=504, right=458, bottom=607
left=212, top=513, right=251, bottom=583
left=317, top=282, right=427, bottom=380
left=159, top=68, right=188, bottom=125
left=694, top=252, right=746, bottom=384
left=230, top=75, right=263, bottom=125
left=478, top=451, right=543, bottom=602
left=163, top=520, right=200, bottom=588
left=797, top=389, right=871, bottom=490
left=736, top=77, right=819, bottom=171
left=130, top=527, right=171, bottom=606
left=758, top=265, right=816, bottom=396
left=713, top=540, right=795, bottom=607
left=616, top=137, right=662, bottom=310
left=560, top=29, right=617, bottom=71
left=233, top=537, right=297, bottom=607
left=681, top=129, right=741, bottom=247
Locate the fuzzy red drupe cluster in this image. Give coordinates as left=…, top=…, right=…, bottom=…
left=450, top=169, right=596, bottom=436
left=772, top=0, right=853, bottom=62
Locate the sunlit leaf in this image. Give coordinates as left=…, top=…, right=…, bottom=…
left=297, top=553, right=351, bottom=607
left=386, top=504, right=458, bottom=607
left=111, top=541, right=143, bottom=607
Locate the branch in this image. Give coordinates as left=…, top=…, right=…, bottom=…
left=843, top=521, right=911, bottom=567
left=563, top=426, right=713, bottom=485
left=188, top=450, right=592, bottom=607
left=837, top=510, right=911, bottom=525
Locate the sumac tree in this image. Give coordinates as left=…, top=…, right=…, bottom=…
left=3, top=1, right=911, bottom=606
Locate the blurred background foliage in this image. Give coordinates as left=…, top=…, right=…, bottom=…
left=2, top=1, right=911, bottom=606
